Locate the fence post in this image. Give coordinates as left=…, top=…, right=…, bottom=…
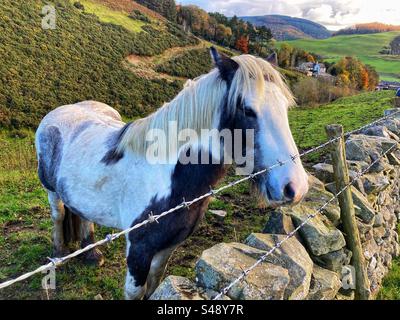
left=325, top=124, right=371, bottom=300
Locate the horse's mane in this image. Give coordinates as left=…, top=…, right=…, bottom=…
left=117, top=54, right=295, bottom=156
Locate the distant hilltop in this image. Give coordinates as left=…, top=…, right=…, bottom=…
left=334, top=22, right=400, bottom=36
left=240, top=15, right=332, bottom=41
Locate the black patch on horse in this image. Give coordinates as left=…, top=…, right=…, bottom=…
left=127, top=151, right=227, bottom=287
left=38, top=126, right=63, bottom=192
left=101, top=122, right=131, bottom=165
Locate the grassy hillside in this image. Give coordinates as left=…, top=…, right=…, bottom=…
left=0, top=0, right=199, bottom=129
left=279, top=32, right=400, bottom=81
left=289, top=90, right=395, bottom=150
left=0, top=90, right=396, bottom=299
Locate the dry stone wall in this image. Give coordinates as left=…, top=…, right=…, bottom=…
left=151, top=109, right=400, bottom=300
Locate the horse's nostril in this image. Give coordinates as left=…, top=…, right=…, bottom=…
left=284, top=183, right=296, bottom=201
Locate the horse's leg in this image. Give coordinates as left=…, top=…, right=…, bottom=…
left=124, top=238, right=153, bottom=300
left=48, top=192, right=69, bottom=256
left=79, top=219, right=104, bottom=266
left=145, top=247, right=176, bottom=299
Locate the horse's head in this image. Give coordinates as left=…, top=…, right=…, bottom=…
left=211, top=48, right=309, bottom=207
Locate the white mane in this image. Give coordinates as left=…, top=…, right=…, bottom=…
left=117, top=54, right=295, bottom=155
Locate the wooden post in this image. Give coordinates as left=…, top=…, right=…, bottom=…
left=326, top=124, right=371, bottom=300
left=395, top=97, right=400, bottom=108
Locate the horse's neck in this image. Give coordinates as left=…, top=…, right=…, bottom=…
left=170, top=152, right=228, bottom=202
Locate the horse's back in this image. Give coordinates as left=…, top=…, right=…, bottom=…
left=35, top=101, right=124, bottom=193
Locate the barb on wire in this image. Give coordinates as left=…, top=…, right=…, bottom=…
left=0, top=111, right=399, bottom=291
left=213, top=143, right=398, bottom=300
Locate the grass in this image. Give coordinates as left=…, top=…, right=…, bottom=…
left=72, top=0, right=146, bottom=33
left=0, top=90, right=398, bottom=299
left=289, top=90, right=395, bottom=150
left=279, top=32, right=400, bottom=81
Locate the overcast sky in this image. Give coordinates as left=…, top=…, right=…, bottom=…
left=177, top=0, right=400, bottom=30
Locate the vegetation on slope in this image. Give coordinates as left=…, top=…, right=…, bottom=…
left=155, top=48, right=212, bottom=78
left=279, top=32, right=400, bottom=81
left=0, top=0, right=199, bottom=129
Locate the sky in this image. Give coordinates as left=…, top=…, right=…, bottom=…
left=176, top=0, right=400, bottom=30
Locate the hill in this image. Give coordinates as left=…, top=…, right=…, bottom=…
left=279, top=32, right=400, bottom=82
left=241, top=15, right=331, bottom=40
left=0, top=0, right=213, bottom=129
left=334, top=22, right=400, bottom=36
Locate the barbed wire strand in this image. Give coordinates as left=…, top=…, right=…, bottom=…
left=213, top=143, right=398, bottom=300
left=0, top=111, right=399, bottom=290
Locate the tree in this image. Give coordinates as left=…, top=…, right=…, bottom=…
left=136, top=0, right=177, bottom=21
left=235, top=35, right=249, bottom=54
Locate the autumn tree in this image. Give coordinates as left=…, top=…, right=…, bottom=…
left=235, top=35, right=249, bottom=53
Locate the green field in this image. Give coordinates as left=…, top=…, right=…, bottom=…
left=280, top=32, right=400, bottom=82
left=0, top=90, right=397, bottom=299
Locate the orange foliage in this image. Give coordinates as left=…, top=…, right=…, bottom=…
left=235, top=35, right=249, bottom=54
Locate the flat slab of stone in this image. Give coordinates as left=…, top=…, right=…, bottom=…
left=150, top=276, right=229, bottom=300
left=195, top=243, right=290, bottom=300
left=283, top=204, right=346, bottom=256
left=306, top=265, right=341, bottom=300
left=244, top=233, right=313, bottom=300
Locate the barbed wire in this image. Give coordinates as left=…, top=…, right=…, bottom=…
left=213, top=143, right=398, bottom=300
left=0, top=110, right=399, bottom=291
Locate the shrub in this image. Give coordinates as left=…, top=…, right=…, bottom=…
left=73, top=2, right=84, bottom=10
left=155, top=48, right=213, bottom=79
left=292, top=77, right=355, bottom=106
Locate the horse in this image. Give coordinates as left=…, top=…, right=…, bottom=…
left=35, top=48, right=309, bottom=300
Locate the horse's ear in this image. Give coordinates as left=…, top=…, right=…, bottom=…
left=210, top=47, right=239, bottom=82
left=266, top=52, right=278, bottom=66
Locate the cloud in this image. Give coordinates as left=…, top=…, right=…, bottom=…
left=177, top=0, right=400, bottom=30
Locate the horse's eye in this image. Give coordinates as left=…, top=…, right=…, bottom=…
left=243, top=107, right=257, bottom=118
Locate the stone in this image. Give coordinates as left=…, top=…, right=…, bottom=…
left=346, top=160, right=369, bottom=173
left=303, top=181, right=341, bottom=226
left=263, top=211, right=296, bottom=235
left=373, top=226, right=387, bottom=241
left=335, top=290, right=355, bottom=300
left=150, top=276, right=229, bottom=300
left=308, top=174, right=326, bottom=190
left=312, top=248, right=352, bottom=273
left=244, top=233, right=313, bottom=300
left=373, top=212, right=383, bottom=227
left=306, top=265, right=341, bottom=300
left=346, top=134, right=398, bottom=163
left=284, top=204, right=346, bottom=256
left=351, top=187, right=376, bottom=224
left=195, top=243, right=290, bottom=300
left=362, top=174, right=390, bottom=195
left=209, top=210, right=227, bottom=219
left=325, top=184, right=376, bottom=224
left=363, top=238, right=379, bottom=261
left=361, top=125, right=391, bottom=139
left=312, top=163, right=334, bottom=183
left=94, top=294, right=103, bottom=300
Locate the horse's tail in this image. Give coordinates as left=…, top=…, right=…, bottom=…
left=63, top=205, right=81, bottom=244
